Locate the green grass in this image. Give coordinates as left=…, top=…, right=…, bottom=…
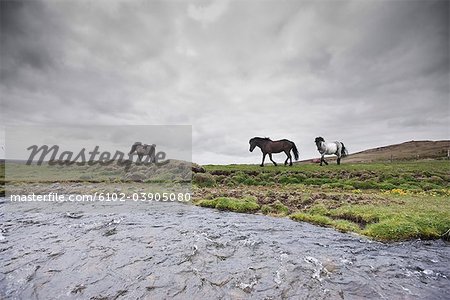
left=261, top=200, right=290, bottom=216
left=196, top=197, right=260, bottom=213
left=289, top=195, right=450, bottom=241
left=195, top=160, right=450, bottom=241
left=290, top=213, right=334, bottom=227
left=193, top=173, right=216, bottom=187
left=202, top=161, right=449, bottom=192
left=3, top=160, right=191, bottom=183
left=2, top=160, right=191, bottom=197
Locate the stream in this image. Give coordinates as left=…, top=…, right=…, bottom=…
left=0, top=197, right=449, bottom=299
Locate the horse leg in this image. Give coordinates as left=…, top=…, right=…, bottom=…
left=260, top=153, right=266, bottom=167
left=269, top=153, right=277, bottom=166
left=337, top=156, right=341, bottom=165
left=284, top=150, right=292, bottom=166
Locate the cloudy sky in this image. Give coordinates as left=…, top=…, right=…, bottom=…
left=1, top=0, right=448, bottom=164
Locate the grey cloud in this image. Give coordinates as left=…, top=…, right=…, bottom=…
left=0, top=1, right=64, bottom=81
left=1, top=0, right=448, bottom=163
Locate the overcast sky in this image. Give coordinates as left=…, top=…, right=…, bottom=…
left=1, top=0, right=448, bottom=164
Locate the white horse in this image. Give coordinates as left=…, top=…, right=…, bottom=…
left=314, top=137, right=348, bottom=166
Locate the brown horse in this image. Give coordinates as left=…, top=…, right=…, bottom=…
left=249, top=137, right=299, bottom=167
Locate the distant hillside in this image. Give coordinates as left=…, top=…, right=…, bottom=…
left=302, top=140, right=450, bottom=163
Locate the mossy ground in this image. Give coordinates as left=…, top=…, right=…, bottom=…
left=193, top=161, right=450, bottom=242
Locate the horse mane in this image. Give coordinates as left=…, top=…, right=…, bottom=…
left=250, top=137, right=272, bottom=142
left=315, top=137, right=325, bottom=143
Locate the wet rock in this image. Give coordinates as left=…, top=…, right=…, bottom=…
left=423, top=269, right=433, bottom=276
left=71, top=284, right=86, bottom=294
left=66, top=212, right=83, bottom=219
left=103, top=227, right=117, bottom=236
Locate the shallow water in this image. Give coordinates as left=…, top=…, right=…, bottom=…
left=0, top=197, right=449, bottom=299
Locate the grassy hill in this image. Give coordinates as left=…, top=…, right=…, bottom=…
left=301, top=140, right=450, bottom=163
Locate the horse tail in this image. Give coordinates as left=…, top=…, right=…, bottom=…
left=291, top=142, right=299, bottom=161
left=340, top=142, right=348, bottom=157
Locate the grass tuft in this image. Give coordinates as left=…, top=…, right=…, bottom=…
left=261, top=200, right=290, bottom=216
left=196, top=197, right=260, bottom=213
left=193, top=173, right=216, bottom=187
left=290, top=213, right=334, bottom=227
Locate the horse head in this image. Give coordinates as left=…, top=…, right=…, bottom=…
left=315, top=137, right=325, bottom=150
left=129, top=142, right=142, bottom=155
left=249, top=138, right=257, bottom=152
